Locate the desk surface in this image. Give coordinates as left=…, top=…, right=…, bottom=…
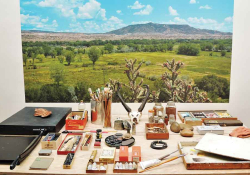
left=0, top=115, right=249, bottom=175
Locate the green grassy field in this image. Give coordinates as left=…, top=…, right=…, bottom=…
left=24, top=50, right=231, bottom=93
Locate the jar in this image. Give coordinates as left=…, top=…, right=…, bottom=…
left=169, top=114, right=175, bottom=125
left=166, top=101, right=176, bottom=120
left=154, top=116, right=159, bottom=123
left=148, top=110, right=154, bottom=123
left=153, top=103, right=164, bottom=116
left=78, top=100, right=85, bottom=111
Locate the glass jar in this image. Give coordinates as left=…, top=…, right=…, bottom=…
left=166, top=101, right=176, bottom=120
left=153, top=103, right=164, bottom=116
left=148, top=110, right=154, bottom=123
left=78, top=100, right=85, bottom=111
left=169, top=114, right=175, bottom=125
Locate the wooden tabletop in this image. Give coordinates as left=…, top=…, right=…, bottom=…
left=0, top=115, right=249, bottom=175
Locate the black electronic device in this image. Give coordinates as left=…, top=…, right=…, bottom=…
left=0, top=107, right=71, bottom=135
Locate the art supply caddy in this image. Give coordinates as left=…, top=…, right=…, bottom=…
left=0, top=92, right=248, bottom=174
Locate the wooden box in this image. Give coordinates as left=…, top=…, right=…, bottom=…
left=81, top=133, right=93, bottom=151
left=65, top=110, right=88, bottom=130
left=63, top=153, right=75, bottom=169
left=113, top=161, right=138, bottom=173
left=145, top=123, right=169, bottom=140
left=57, top=133, right=82, bottom=155
left=86, top=162, right=107, bottom=173
left=41, top=133, right=62, bottom=150
left=99, top=147, right=116, bottom=164
left=178, top=110, right=237, bottom=125
left=178, top=141, right=250, bottom=170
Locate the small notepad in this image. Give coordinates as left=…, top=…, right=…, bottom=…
left=30, top=157, right=54, bottom=170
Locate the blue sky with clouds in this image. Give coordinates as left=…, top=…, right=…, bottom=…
left=20, top=0, right=234, bottom=33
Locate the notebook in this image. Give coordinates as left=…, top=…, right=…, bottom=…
left=30, top=157, right=54, bottom=170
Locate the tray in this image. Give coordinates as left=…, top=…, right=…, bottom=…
left=113, top=161, right=138, bottom=173
left=178, top=141, right=250, bottom=170
left=145, top=123, right=169, bottom=140
left=86, top=162, right=107, bottom=173
left=57, top=133, right=82, bottom=155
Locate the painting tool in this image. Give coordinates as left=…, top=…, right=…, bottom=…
left=140, top=149, right=181, bottom=170
left=62, top=130, right=117, bottom=134
left=139, top=154, right=186, bottom=173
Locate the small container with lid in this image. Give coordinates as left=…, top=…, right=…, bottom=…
left=166, top=101, right=176, bottom=120
left=148, top=110, right=154, bottom=123
left=153, top=103, right=164, bottom=116
left=169, top=114, right=175, bottom=125
left=78, top=100, right=85, bottom=111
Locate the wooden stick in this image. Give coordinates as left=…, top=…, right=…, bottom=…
left=139, top=155, right=184, bottom=173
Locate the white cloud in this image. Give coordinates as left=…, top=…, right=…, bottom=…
left=101, top=16, right=126, bottom=32
left=77, top=0, right=106, bottom=20
left=38, top=0, right=57, bottom=7
left=69, top=21, right=100, bottom=33
left=128, top=1, right=145, bottom=9
left=116, top=10, right=122, bottom=14
left=188, top=17, right=217, bottom=24
left=174, top=17, right=188, bottom=24
left=59, top=6, right=75, bottom=17
left=134, top=5, right=153, bottom=15
left=41, top=17, right=49, bottom=23
left=190, top=0, right=196, bottom=4
left=169, top=6, right=179, bottom=16
left=23, top=1, right=36, bottom=5
left=199, top=5, right=212, bottom=9
left=131, top=21, right=152, bottom=24
left=225, top=16, right=233, bottom=23
left=21, top=14, right=58, bottom=31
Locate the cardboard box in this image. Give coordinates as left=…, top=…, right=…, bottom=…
left=119, top=146, right=129, bottom=162
left=65, top=110, right=88, bottom=130
left=132, top=146, right=141, bottom=162
left=99, top=147, right=116, bottom=164
left=57, top=133, right=82, bottom=155
left=197, top=125, right=224, bottom=135
left=41, top=133, right=62, bottom=150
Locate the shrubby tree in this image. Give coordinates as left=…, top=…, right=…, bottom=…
left=221, top=50, right=226, bottom=57
left=196, top=75, right=230, bottom=101
left=63, top=50, right=75, bottom=66
left=58, top=55, right=65, bottom=64
left=50, top=63, right=65, bottom=86
left=36, top=54, right=45, bottom=63
left=104, top=43, right=114, bottom=54
left=88, top=46, right=101, bottom=69
left=23, top=54, right=28, bottom=66
left=177, top=43, right=200, bottom=56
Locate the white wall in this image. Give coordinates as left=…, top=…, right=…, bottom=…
left=0, top=0, right=25, bottom=121
left=228, top=0, right=250, bottom=127
left=0, top=0, right=249, bottom=126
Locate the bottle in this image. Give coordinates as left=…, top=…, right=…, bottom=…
left=78, top=100, right=85, bottom=111
left=148, top=110, right=154, bottom=123
left=166, top=101, right=176, bottom=120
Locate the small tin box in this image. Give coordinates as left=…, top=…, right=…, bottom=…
left=197, top=125, right=224, bottom=135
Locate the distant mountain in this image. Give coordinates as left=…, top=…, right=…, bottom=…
left=107, top=22, right=232, bottom=36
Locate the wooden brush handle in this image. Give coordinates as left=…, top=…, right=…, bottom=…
left=139, top=156, right=179, bottom=173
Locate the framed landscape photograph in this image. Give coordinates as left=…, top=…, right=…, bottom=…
left=20, top=0, right=234, bottom=103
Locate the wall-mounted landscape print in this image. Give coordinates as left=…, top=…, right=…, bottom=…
left=20, top=0, right=234, bottom=103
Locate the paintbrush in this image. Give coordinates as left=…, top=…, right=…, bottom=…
left=139, top=154, right=186, bottom=173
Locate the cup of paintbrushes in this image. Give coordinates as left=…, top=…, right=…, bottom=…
left=91, top=99, right=104, bottom=125
left=103, top=95, right=112, bottom=128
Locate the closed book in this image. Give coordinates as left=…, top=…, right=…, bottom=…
left=30, top=157, right=54, bottom=170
